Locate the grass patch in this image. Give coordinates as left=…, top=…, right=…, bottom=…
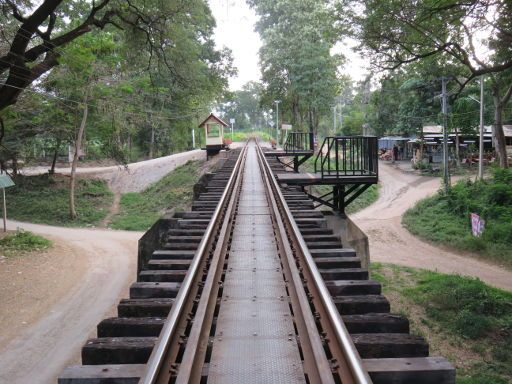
left=0, top=230, right=52, bottom=256
left=229, top=130, right=272, bottom=142
left=371, top=263, right=512, bottom=384
left=7, top=174, right=113, bottom=226
left=403, top=167, right=512, bottom=267
left=110, top=161, right=204, bottom=230
left=300, top=157, right=380, bottom=214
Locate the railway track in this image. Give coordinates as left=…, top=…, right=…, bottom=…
left=60, top=140, right=455, bottom=383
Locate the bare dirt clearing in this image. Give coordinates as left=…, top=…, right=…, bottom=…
left=0, top=221, right=142, bottom=384
left=0, top=149, right=216, bottom=383
left=352, top=162, right=512, bottom=291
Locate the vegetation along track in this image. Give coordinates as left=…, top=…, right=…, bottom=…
left=59, top=140, right=455, bottom=384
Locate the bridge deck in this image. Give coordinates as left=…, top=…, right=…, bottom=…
left=264, top=150, right=313, bottom=157
left=208, top=143, right=305, bottom=384
left=276, top=172, right=378, bottom=186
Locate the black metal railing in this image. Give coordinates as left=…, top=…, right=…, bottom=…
left=284, top=132, right=314, bottom=153
left=314, top=136, right=378, bottom=178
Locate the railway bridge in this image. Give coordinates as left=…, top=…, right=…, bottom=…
left=60, top=138, right=455, bottom=383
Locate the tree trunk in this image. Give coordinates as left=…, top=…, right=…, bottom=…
left=149, top=125, right=155, bottom=159
left=12, top=154, right=18, bottom=176
left=492, top=83, right=509, bottom=168
left=292, top=96, right=300, bottom=129
left=70, top=90, right=89, bottom=219
left=49, top=138, right=61, bottom=175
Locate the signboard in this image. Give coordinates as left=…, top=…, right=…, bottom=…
left=0, top=174, right=14, bottom=232
left=470, top=213, right=485, bottom=237
left=229, top=118, right=235, bottom=124
left=0, top=174, right=14, bottom=188
left=281, top=124, right=292, bottom=130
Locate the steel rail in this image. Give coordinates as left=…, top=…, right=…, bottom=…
left=256, top=143, right=336, bottom=383
left=256, top=141, right=373, bottom=384
left=140, top=144, right=248, bottom=384
left=174, top=143, right=247, bottom=383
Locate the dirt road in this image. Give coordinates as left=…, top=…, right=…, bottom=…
left=0, top=221, right=142, bottom=384
left=352, top=162, right=512, bottom=291
left=22, top=149, right=205, bottom=193
left=0, top=149, right=217, bottom=383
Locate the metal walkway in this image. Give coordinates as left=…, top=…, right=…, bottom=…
left=208, top=142, right=305, bottom=383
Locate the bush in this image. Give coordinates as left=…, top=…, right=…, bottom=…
left=0, top=230, right=52, bottom=256
left=403, top=167, right=512, bottom=266
left=413, top=160, right=431, bottom=170
left=405, top=273, right=512, bottom=339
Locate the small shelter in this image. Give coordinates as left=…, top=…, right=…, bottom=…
left=199, top=113, right=228, bottom=157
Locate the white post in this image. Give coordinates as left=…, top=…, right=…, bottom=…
left=192, top=128, right=196, bottom=149
left=478, top=75, right=484, bottom=180
left=274, top=100, right=281, bottom=146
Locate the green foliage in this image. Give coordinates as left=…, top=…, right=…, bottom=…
left=1, top=1, right=234, bottom=169
left=230, top=130, right=272, bottom=142
left=218, top=82, right=266, bottom=130
left=110, top=161, right=203, bottom=230
left=405, top=273, right=512, bottom=338
left=346, top=184, right=379, bottom=214
left=403, top=168, right=512, bottom=266
left=7, top=175, right=112, bottom=226
left=249, top=0, right=341, bottom=133
left=372, top=263, right=512, bottom=384
left=0, top=230, right=52, bottom=256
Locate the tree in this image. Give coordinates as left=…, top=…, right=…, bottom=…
left=249, top=0, right=341, bottom=134
left=0, top=0, right=231, bottom=112
left=348, top=0, right=512, bottom=167
left=218, top=81, right=263, bottom=130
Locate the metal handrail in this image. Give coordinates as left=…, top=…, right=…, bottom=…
left=257, top=142, right=373, bottom=384
left=284, top=131, right=314, bottom=152
left=140, top=144, right=248, bottom=384
left=315, top=136, right=378, bottom=178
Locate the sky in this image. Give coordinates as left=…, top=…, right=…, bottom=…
left=208, top=0, right=368, bottom=91
left=208, top=0, right=262, bottom=90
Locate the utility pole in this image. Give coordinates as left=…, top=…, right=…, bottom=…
left=441, top=77, right=451, bottom=193
left=274, top=100, right=281, bottom=146
left=478, top=75, right=484, bottom=180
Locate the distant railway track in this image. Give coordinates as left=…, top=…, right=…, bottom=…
left=60, top=139, right=455, bottom=384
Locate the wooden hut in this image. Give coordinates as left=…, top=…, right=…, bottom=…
left=199, top=113, right=228, bottom=157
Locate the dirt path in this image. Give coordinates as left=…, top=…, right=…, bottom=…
left=0, top=149, right=220, bottom=383
left=99, top=191, right=121, bottom=227
left=0, top=220, right=143, bottom=384
left=22, top=149, right=205, bottom=193
left=352, top=162, right=512, bottom=291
